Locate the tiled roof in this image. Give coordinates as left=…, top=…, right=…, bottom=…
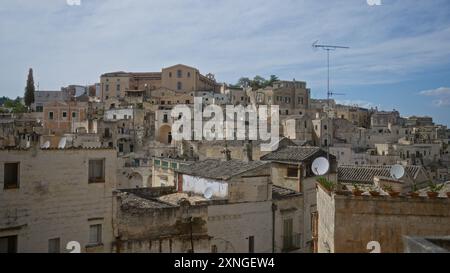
left=338, top=165, right=423, bottom=184
left=272, top=185, right=302, bottom=199
left=260, top=146, right=325, bottom=163
left=178, top=159, right=269, bottom=181
left=119, top=192, right=176, bottom=210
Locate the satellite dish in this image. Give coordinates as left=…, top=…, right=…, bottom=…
left=203, top=187, right=213, bottom=199
left=58, top=137, right=67, bottom=149
left=41, top=141, right=50, bottom=149
left=311, top=157, right=330, bottom=176
left=390, top=164, right=405, bottom=180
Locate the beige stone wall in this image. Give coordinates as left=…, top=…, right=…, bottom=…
left=273, top=195, right=305, bottom=252
left=0, top=148, right=117, bottom=253
left=317, top=185, right=336, bottom=253
left=317, top=186, right=450, bottom=253
left=100, top=75, right=130, bottom=100
left=208, top=201, right=273, bottom=253
left=113, top=194, right=210, bottom=253
left=43, top=102, right=88, bottom=135
left=162, top=65, right=197, bottom=92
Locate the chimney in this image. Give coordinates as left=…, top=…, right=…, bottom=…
left=243, top=140, right=253, bottom=162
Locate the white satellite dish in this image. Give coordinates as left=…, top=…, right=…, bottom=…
left=390, top=164, right=405, bottom=180
left=58, top=137, right=67, bottom=149
left=203, top=187, right=213, bottom=199
left=311, top=157, right=330, bottom=176
left=41, top=141, right=50, bottom=149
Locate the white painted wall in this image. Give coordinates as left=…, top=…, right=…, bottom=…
left=182, top=175, right=228, bottom=198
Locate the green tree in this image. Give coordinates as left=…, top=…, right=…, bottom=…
left=265, top=75, right=279, bottom=87
left=236, top=77, right=251, bottom=88
left=251, top=75, right=266, bottom=90
left=24, top=68, right=35, bottom=108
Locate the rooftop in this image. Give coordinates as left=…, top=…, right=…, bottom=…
left=261, top=146, right=328, bottom=163
left=338, top=164, right=423, bottom=185
left=272, top=185, right=302, bottom=200
left=178, top=159, right=269, bottom=181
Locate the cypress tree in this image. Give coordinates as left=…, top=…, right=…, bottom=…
left=24, top=68, right=35, bottom=108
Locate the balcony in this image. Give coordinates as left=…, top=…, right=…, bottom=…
left=282, top=233, right=302, bottom=252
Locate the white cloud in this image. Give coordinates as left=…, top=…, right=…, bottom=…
left=1, top=0, right=450, bottom=95
left=419, top=87, right=450, bottom=107
left=420, top=87, right=450, bottom=96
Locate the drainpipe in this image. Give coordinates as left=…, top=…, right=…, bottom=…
left=271, top=203, right=278, bottom=253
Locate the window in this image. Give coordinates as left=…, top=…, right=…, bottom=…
left=124, top=115, right=128, bottom=120
left=72, top=112, right=77, bottom=118
left=171, top=162, right=177, bottom=169
left=105, top=84, right=109, bottom=92
left=169, top=72, right=172, bottom=77
left=48, top=238, right=60, bottom=253
left=4, top=162, right=19, bottom=189
left=283, top=218, right=294, bottom=250
left=116, top=84, right=120, bottom=91
left=185, top=100, right=190, bottom=104
left=62, top=111, right=67, bottom=118
left=248, top=236, right=254, bottom=253
left=0, top=235, right=17, bottom=253
left=324, top=125, right=328, bottom=130
left=187, top=72, right=191, bottom=78
left=154, top=159, right=160, bottom=166
left=113, top=114, right=117, bottom=119
left=162, top=161, right=169, bottom=169
left=130, top=144, right=134, bottom=153
left=287, top=167, right=298, bottom=178
left=88, top=159, right=105, bottom=183
left=177, top=70, right=182, bottom=78
left=118, top=143, right=123, bottom=153
left=49, top=111, right=54, bottom=120
left=177, top=82, right=182, bottom=90
left=89, top=224, right=102, bottom=245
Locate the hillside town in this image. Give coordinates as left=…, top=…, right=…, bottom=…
left=1, top=64, right=449, bottom=253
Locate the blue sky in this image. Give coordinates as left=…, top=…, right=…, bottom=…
left=1, top=0, right=450, bottom=125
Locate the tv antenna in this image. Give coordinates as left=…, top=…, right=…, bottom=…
left=312, top=41, right=350, bottom=104
left=313, top=41, right=350, bottom=167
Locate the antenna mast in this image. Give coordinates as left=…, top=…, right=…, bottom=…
left=313, top=41, right=350, bottom=179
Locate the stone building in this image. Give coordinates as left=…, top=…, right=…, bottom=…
left=177, top=158, right=276, bottom=253
left=370, top=110, right=402, bottom=127
left=316, top=185, right=450, bottom=253
left=333, top=104, right=370, bottom=128
left=253, top=80, right=310, bottom=116
left=0, top=147, right=117, bottom=253
left=33, top=89, right=72, bottom=112
left=261, top=146, right=337, bottom=251
left=100, top=64, right=220, bottom=101
left=42, top=101, right=88, bottom=135
left=112, top=187, right=210, bottom=253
